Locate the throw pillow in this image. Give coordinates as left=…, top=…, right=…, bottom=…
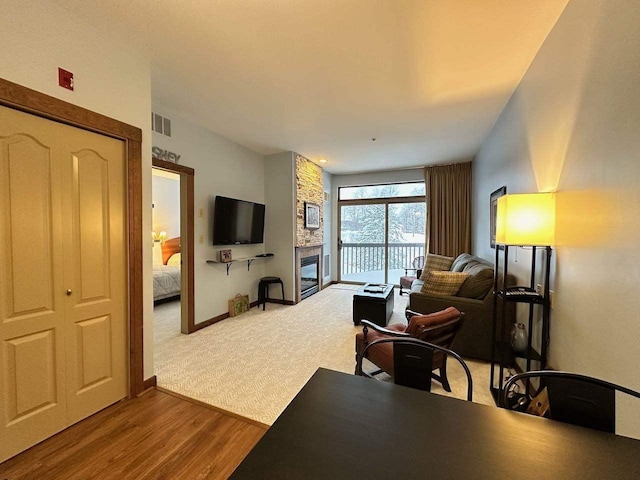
left=420, top=271, right=470, bottom=296
left=419, top=253, right=455, bottom=280
left=405, top=306, right=461, bottom=337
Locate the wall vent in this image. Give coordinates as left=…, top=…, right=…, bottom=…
left=152, top=112, right=172, bottom=137
left=324, top=254, right=330, bottom=277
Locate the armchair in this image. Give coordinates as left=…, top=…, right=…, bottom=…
left=399, top=255, right=425, bottom=295
left=356, top=338, right=473, bottom=401
left=355, top=306, right=464, bottom=392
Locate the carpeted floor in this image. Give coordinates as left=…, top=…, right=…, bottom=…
left=153, top=284, right=494, bottom=425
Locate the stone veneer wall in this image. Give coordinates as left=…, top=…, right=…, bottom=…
left=296, top=154, right=323, bottom=247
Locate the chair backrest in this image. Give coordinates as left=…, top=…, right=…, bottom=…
left=406, top=310, right=465, bottom=347
left=413, top=255, right=425, bottom=269
left=500, top=370, right=640, bottom=433
left=357, top=338, right=473, bottom=401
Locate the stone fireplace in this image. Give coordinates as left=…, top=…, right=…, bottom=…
left=294, top=155, right=324, bottom=303
left=296, top=245, right=323, bottom=303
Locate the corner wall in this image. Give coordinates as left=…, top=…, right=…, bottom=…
left=473, top=0, right=640, bottom=437
left=264, top=152, right=296, bottom=301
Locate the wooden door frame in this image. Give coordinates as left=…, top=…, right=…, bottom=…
left=0, top=77, right=145, bottom=397
left=152, top=158, right=195, bottom=334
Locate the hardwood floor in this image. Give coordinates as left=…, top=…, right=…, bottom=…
left=0, top=389, right=266, bottom=479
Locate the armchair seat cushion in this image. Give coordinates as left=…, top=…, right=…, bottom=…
left=399, top=275, right=417, bottom=288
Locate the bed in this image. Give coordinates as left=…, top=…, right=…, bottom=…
left=153, top=237, right=181, bottom=302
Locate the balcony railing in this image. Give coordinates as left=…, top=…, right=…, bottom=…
left=340, top=243, right=424, bottom=281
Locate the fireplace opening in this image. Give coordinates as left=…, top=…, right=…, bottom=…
left=300, top=255, right=320, bottom=300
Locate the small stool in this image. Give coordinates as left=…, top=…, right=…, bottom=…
left=257, top=276, right=285, bottom=310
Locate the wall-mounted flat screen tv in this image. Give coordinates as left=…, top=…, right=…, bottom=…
left=213, top=195, right=266, bottom=245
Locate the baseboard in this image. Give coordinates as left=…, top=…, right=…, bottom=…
left=194, top=299, right=294, bottom=333
left=192, top=312, right=228, bottom=332
left=264, top=298, right=295, bottom=306
left=141, top=375, right=157, bottom=393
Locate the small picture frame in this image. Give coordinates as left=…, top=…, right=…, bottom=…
left=490, top=186, right=507, bottom=249
left=219, top=249, right=232, bottom=262
left=305, top=202, right=320, bottom=229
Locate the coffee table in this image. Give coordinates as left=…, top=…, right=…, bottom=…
left=352, top=283, right=394, bottom=327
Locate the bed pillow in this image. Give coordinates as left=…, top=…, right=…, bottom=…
left=420, top=271, right=470, bottom=296
left=167, top=253, right=181, bottom=266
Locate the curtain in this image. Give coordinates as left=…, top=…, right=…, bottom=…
left=424, top=162, right=472, bottom=257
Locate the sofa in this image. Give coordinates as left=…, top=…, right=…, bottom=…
left=407, top=253, right=515, bottom=361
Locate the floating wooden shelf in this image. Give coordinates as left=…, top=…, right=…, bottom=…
left=206, top=254, right=274, bottom=275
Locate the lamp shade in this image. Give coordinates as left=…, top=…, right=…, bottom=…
left=152, top=231, right=168, bottom=242
left=496, top=193, right=555, bottom=246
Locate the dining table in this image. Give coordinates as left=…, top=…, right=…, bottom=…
left=230, top=368, right=640, bottom=479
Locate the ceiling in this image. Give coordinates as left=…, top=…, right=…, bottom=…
left=53, top=0, right=568, bottom=174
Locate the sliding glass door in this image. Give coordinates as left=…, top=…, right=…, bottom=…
left=338, top=182, right=425, bottom=285
left=339, top=203, right=386, bottom=283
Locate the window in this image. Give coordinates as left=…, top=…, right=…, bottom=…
left=338, top=182, right=425, bottom=201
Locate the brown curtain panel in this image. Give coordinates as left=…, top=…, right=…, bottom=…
left=424, top=162, right=472, bottom=257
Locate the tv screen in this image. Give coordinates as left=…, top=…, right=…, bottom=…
left=213, top=196, right=265, bottom=245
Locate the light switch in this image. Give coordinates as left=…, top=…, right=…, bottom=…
left=199, top=234, right=204, bottom=244
left=198, top=208, right=204, bottom=218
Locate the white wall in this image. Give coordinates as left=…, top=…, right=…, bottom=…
left=152, top=172, right=181, bottom=238
left=264, top=152, right=296, bottom=301
left=330, top=168, right=425, bottom=282
left=0, top=0, right=155, bottom=379
left=322, top=170, right=333, bottom=285
left=473, top=0, right=640, bottom=437
left=151, top=107, right=266, bottom=324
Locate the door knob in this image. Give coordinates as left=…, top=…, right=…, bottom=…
left=66, top=289, right=72, bottom=296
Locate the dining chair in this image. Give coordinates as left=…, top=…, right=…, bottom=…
left=356, top=337, right=474, bottom=401
left=500, top=370, right=640, bottom=433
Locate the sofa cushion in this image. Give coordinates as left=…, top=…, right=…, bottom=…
left=420, top=271, right=470, bottom=296
left=451, top=253, right=476, bottom=272
left=457, top=262, right=494, bottom=299
left=419, top=253, right=454, bottom=280
left=406, top=306, right=461, bottom=336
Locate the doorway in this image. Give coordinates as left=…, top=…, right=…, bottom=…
left=151, top=158, right=194, bottom=334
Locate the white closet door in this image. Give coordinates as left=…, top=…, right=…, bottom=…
left=0, top=105, right=127, bottom=462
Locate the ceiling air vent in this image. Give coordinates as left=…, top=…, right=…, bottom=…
left=152, top=112, right=172, bottom=137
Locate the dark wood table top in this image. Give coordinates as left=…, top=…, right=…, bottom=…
left=230, top=368, right=640, bottom=479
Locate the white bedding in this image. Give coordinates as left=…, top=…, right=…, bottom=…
left=153, top=264, right=181, bottom=301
